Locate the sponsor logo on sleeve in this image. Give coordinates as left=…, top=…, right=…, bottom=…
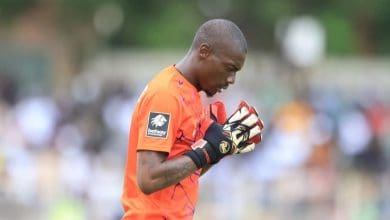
left=146, top=112, right=170, bottom=138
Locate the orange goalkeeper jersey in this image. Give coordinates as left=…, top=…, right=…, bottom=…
left=121, top=66, right=210, bottom=220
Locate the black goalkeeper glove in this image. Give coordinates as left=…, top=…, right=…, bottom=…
left=185, top=101, right=263, bottom=168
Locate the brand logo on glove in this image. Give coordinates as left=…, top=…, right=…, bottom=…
left=146, top=112, right=170, bottom=138
left=219, top=140, right=230, bottom=154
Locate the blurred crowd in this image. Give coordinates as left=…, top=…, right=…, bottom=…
left=1, top=59, right=390, bottom=220
left=199, top=84, right=390, bottom=220
left=0, top=72, right=135, bottom=219
left=1, top=1, right=390, bottom=219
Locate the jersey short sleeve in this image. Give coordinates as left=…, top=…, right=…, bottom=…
left=136, top=88, right=181, bottom=153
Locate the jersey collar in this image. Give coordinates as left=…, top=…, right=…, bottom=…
left=172, top=65, right=199, bottom=94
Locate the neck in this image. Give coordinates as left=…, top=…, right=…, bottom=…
left=175, top=52, right=201, bottom=91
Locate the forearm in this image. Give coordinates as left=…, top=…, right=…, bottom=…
left=137, top=152, right=197, bottom=194
left=150, top=156, right=197, bottom=190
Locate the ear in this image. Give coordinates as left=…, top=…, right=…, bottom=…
left=199, top=43, right=211, bottom=59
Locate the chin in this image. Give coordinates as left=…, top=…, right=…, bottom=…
left=205, top=90, right=217, bottom=97
left=205, top=91, right=214, bottom=97
left=205, top=90, right=218, bottom=98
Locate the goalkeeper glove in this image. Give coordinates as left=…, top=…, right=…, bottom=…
left=208, top=101, right=227, bottom=124
left=185, top=101, right=263, bottom=168
left=230, top=101, right=264, bottom=154
left=200, top=101, right=227, bottom=135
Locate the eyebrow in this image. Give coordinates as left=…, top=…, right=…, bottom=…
left=224, top=58, right=241, bottom=71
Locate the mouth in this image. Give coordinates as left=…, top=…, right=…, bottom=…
left=205, top=86, right=228, bottom=97
left=217, top=86, right=228, bottom=93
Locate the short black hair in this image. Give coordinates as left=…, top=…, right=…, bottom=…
left=191, top=19, right=247, bottom=53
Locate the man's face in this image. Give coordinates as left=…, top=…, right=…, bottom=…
left=198, top=44, right=246, bottom=97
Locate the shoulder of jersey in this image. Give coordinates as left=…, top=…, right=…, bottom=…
left=148, top=68, right=178, bottom=93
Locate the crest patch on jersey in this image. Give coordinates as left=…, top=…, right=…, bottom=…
left=146, top=112, right=170, bottom=138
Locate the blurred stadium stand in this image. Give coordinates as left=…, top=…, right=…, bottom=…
left=1, top=51, right=390, bottom=220
left=1, top=1, right=390, bottom=219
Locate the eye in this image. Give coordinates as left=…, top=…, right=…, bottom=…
left=226, top=66, right=236, bottom=72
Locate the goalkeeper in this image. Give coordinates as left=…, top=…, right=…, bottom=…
left=121, top=19, right=264, bottom=220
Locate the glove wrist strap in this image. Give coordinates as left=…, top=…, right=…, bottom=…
left=184, top=148, right=208, bottom=169
left=185, top=138, right=224, bottom=168
left=185, top=122, right=230, bottom=168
